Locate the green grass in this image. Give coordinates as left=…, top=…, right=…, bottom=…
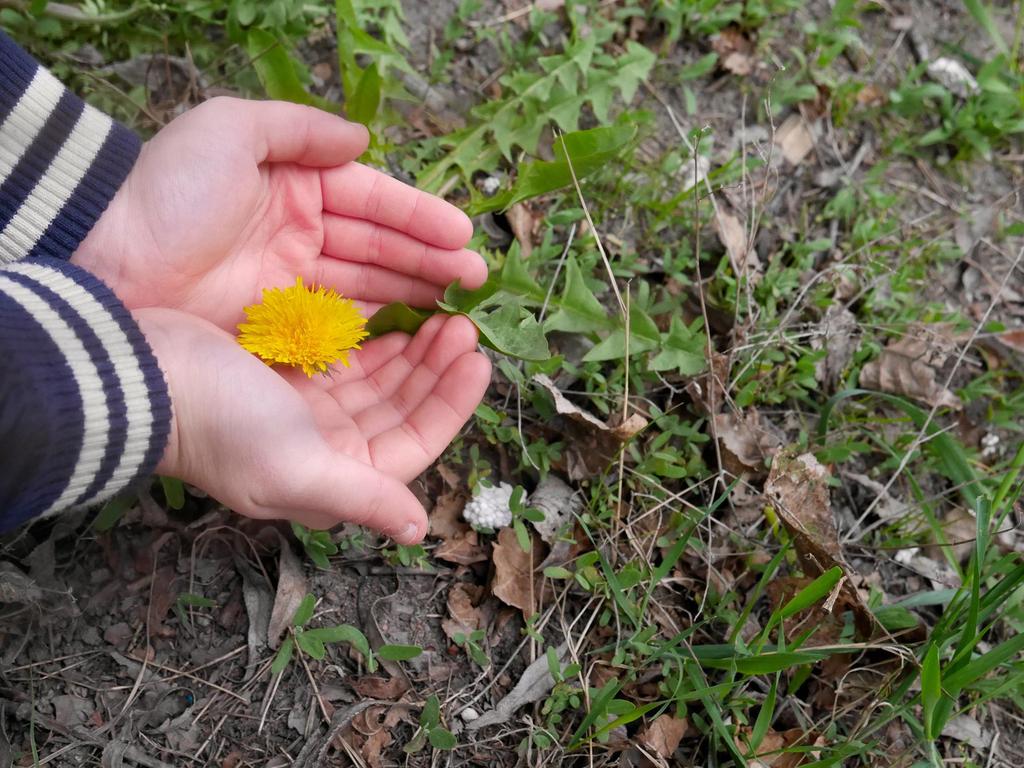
left=8, top=0, right=1024, bottom=764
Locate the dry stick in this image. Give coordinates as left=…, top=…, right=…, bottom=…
left=844, top=243, right=1024, bottom=544
left=560, top=130, right=633, bottom=568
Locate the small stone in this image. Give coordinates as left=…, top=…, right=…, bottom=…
left=460, top=706, right=480, bottom=722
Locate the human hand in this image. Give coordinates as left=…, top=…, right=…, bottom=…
left=74, top=97, right=488, bottom=330
left=136, top=307, right=490, bottom=543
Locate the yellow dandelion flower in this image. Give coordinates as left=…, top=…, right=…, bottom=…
left=237, top=277, right=368, bottom=377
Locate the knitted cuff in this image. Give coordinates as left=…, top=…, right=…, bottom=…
left=0, top=257, right=170, bottom=530
left=0, top=31, right=141, bottom=264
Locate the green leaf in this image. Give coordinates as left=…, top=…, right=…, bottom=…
left=303, top=625, right=372, bottom=663
left=94, top=492, right=135, bottom=532
left=582, top=305, right=661, bottom=362
left=650, top=316, right=707, bottom=375
left=420, top=694, right=441, bottom=728
left=544, top=566, right=573, bottom=579
left=367, top=302, right=432, bottom=338
left=378, top=644, right=423, bottom=661
left=943, top=630, right=1024, bottom=692
left=921, top=645, right=942, bottom=740
left=780, top=566, right=844, bottom=619
left=467, top=125, right=637, bottom=215
left=246, top=29, right=319, bottom=106
left=271, top=636, right=294, bottom=675
left=428, top=728, right=457, bottom=750
left=962, top=0, right=1009, bottom=54
left=159, top=476, right=185, bottom=510
left=693, top=647, right=834, bottom=674
left=545, top=257, right=612, bottom=334
left=293, top=594, right=315, bottom=628
left=347, top=62, right=381, bottom=125
left=177, top=593, right=216, bottom=609
left=678, top=52, right=718, bottom=81
left=873, top=605, right=920, bottom=632
left=297, top=631, right=326, bottom=660
left=469, top=304, right=550, bottom=361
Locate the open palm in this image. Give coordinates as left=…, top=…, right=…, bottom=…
left=73, top=97, right=488, bottom=329
left=137, top=309, right=489, bottom=542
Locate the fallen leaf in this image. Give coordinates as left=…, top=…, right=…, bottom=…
left=527, top=475, right=581, bottom=543
left=765, top=451, right=877, bottom=638
left=434, top=530, right=489, bottom=565
left=773, top=114, right=817, bottom=166
left=813, top=305, right=859, bottom=387
left=940, top=714, right=993, bottom=751
left=735, top=727, right=825, bottom=768
left=638, top=714, right=690, bottom=758
left=856, top=83, right=887, bottom=108
left=715, top=409, right=784, bottom=477
left=350, top=676, right=409, bottom=700
left=267, top=534, right=307, bottom=649
left=686, top=351, right=729, bottom=415
left=428, top=491, right=470, bottom=541
left=714, top=206, right=761, bottom=279
left=441, top=582, right=486, bottom=642
left=534, top=373, right=649, bottom=480
left=361, top=727, right=392, bottom=768
left=505, top=203, right=536, bottom=260
left=994, top=328, right=1024, bottom=354
left=467, top=643, right=568, bottom=730
left=711, top=26, right=755, bottom=76
left=232, top=552, right=273, bottom=666
left=491, top=527, right=537, bottom=616
left=924, top=507, right=976, bottom=564
left=859, top=326, right=962, bottom=410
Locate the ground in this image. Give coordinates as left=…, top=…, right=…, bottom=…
left=2, top=1, right=1024, bottom=766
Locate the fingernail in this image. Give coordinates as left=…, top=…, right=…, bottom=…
left=400, top=522, right=420, bottom=544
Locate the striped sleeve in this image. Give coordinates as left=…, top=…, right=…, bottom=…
left=0, top=257, right=170, bottom=530
left=0, top=30, right=140, bottom=264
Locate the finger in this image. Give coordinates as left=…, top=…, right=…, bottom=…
left=323, top=313, right=451, bottom=412
left=353, top=315, right=480, bottom=436
left=309, top=259, right=444, bottom=307
left=215, top=97, right=369, bottom=166
left=322, top=214, right=488, bottom=289
left=321, top=163, right=473, bottom=249
left=368, top=352, right=491, bottom=482
left=267, top=449, right=428, bottom=544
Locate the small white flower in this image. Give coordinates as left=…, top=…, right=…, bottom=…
left=462, top=482, right=514, bottom=530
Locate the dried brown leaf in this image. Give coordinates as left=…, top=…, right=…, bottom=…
left=434, top=530, right=489, bottom=565
left=813, top=305, right=859, bottom=387
left=714, top=207, right=761, bottom=278
left=533, top=373, right=649, bottom=480
left=491, top=527, right=536, bottom=617
left=715, top=409, right=783, bottom=477
left=735, top=727, right=825, bottom=768
left=506, top=203, right=536, bottom=260
left=441, top=583, right=486, bottom=641
left=428, top=491, right=470, bottom=542
left=350, top=675, right=409, bottom=700
left=774, top=114, right=817, bottom=165
left=859, top=327, right=962, bottom=410
left=711, top=27, right=755, bottom=76
left=765, top=451, right=877, bottom=638
left=267, top=535, right=307, bottom=649
left=638, top=714, right=690, bottom=758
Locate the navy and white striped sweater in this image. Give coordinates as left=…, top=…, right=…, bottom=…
left=0, top=31, right=170, bottom=530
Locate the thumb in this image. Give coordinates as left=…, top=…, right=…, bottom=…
left=265, top=449, right=427, bottom=545
left=212, top=97, right=370, bottom=166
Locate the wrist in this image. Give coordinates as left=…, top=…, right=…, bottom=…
left=130, top=308, right=182, bottom=479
